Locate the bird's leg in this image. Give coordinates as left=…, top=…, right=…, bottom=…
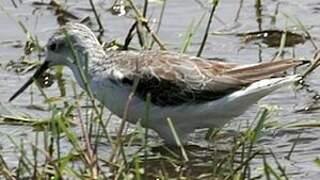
left=154, top=126, right=189, bottom=146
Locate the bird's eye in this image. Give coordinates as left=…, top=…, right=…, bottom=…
left=48, top=43, right=57, bottom=51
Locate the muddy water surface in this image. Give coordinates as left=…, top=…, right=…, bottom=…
left=1, top=0, right=320, bottom=179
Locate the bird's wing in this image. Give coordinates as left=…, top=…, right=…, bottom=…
left=109, top=50, right=301, bottom=106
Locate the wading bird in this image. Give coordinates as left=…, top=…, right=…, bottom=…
left=9, top=23, right=304, bottom=145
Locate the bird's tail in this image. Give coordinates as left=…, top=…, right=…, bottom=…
left=226, top=75, right=301, bottom=110
left=224, top=59, right=307, bottom=83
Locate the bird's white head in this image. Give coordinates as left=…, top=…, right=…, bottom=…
left=46, top=23, right=104, bottom=67
left=9, top=23, right=104, bottom=101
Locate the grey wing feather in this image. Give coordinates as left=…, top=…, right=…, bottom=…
left=108, top=50, right=301, bottom=106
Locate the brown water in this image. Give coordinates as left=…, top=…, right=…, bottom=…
left=1, top=0, right=320, bottom=179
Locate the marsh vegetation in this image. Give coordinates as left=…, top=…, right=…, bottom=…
left=1, top=0, right=320, bottom=179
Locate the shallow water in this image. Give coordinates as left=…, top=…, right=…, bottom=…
left=1, top=0, right=320, bottom=178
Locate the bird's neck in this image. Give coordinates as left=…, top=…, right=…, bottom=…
left=68, top=45, right=106, bottom=89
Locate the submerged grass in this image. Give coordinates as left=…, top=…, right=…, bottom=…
left=1, top=0, right=320, bottom=179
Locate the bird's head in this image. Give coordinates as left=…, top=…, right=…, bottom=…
left=46, top=23, right=103, bottom=66
left=9, top=23, right=104, bottom=101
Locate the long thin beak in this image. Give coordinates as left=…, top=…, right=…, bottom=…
left=9, top=61, right=50, bottom=102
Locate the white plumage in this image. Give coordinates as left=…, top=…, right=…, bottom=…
left=9, top=23, right=303, bottom=145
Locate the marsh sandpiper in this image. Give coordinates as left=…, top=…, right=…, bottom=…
left=9, top=23, right=304, bottom=144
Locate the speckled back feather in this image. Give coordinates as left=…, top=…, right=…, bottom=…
left=49, top=23, right=303, bottom=106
